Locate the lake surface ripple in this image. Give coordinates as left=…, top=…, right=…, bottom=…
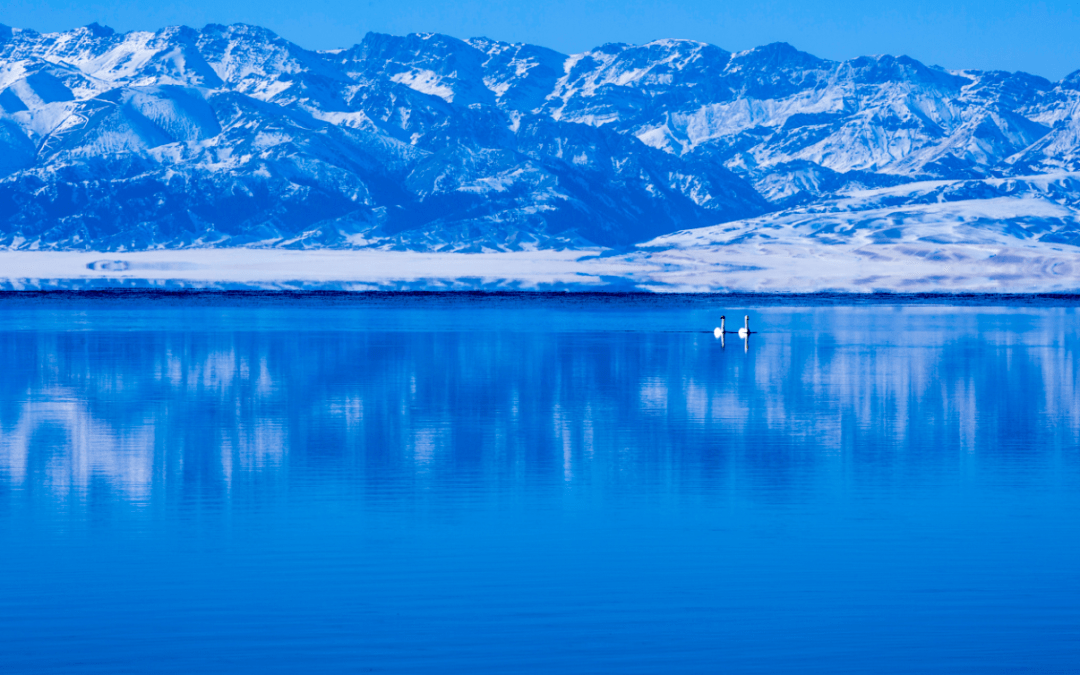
left=1, top=294, right=1078, bottom=673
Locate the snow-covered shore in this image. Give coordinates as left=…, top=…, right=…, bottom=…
left=2, top=241, right=1078, bottom=292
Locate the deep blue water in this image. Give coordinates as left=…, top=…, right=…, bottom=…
left=1, top=293, right=1078, bottom=674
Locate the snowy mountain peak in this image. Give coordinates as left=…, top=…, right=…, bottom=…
left=1061, top=69, right=1080, bottom=91
left=731, top=41, right=819, bottom=66
left=81, top=22, right=116, bottom=38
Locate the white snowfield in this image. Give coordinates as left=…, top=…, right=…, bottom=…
left=1, top=240, right=1075, bottom=292
left=3, top=178, right=1079, bottom=292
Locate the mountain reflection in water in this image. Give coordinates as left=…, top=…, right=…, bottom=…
left=0, top=294, right=1078, bottom=674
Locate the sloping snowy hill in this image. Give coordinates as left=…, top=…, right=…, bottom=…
left=648, top=174, right=1080, bottom=251
left=1, top=22, right=1080, bottom=260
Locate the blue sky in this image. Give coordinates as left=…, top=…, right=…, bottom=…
left=2, top=0, right=1079, bottom=80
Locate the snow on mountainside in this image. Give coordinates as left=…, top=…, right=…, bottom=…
left=647, top=174, right=1080, bottom=251
left=1, top=22, right=1080, bottom=258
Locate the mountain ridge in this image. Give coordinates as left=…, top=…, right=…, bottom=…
left=1, top=22, right=1079, bottom=255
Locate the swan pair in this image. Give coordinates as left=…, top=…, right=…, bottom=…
left=713, top=315, right=751, bottom=339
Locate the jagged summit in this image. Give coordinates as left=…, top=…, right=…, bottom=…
left=731, top=42, right=819, bottom=65
left=0, top=22, right=1078, bottom=252
left=1060, top=69, right=1080, bottom=91
left=81, top=22, right=115, bottom=38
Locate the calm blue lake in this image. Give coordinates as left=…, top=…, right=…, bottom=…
left=1, top=293, right=1078, bottom=673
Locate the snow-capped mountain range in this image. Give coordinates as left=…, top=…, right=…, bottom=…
left=2, top=22, right=1080, bottom=254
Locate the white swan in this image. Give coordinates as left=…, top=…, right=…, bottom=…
left=738, top=315, right=750, bottom=338
left=713, top=315, right=726, bottom=338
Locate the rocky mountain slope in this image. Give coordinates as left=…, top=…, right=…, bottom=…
left=1, top=22, right=1079, bottom=253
